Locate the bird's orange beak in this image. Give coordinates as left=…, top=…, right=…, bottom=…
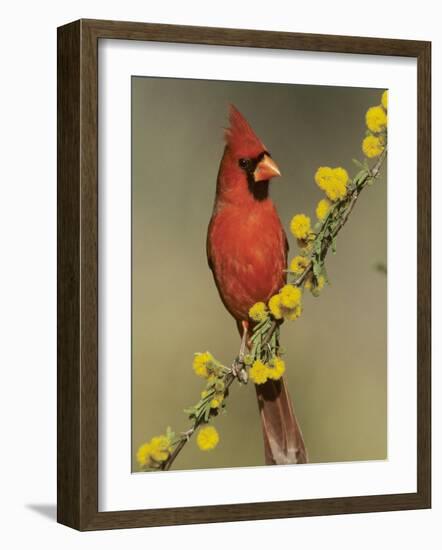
left=254, top=154, right=281, bottom=182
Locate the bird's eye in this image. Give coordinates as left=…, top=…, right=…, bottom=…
left=239, top=158, right=249, bottom=169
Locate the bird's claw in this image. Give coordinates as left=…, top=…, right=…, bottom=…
left=232, top=357, right=248, bottom=383
left=232, top=356, right=242, bottom=373
left=239, top=368, right=249, bottom=384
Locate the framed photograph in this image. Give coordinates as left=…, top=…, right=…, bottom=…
left=57, top=19, right=431, bottom=530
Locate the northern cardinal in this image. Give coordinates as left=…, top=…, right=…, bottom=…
left=207, top=105, right=307, bottom=465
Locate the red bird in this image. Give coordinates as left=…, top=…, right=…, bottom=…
left=207, top=105, right=307, bottom=465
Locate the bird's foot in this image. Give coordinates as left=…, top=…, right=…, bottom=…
left=231, top=320, right=250, bottom=383
left=231, top=357, right=241, bottom=376
left=232, top=356, right=248, bottom=384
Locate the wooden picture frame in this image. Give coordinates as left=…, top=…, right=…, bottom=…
left=57, top=18, right=431, bottom=530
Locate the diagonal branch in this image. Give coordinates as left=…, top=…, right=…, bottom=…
left=149, top=147, right=388, bottom=472
left=161, top=372, right=236, bottom=471
left=263, top=149, right=387, bottom=350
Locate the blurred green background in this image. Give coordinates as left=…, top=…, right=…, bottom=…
left=131, top=77, right=387, bottom=472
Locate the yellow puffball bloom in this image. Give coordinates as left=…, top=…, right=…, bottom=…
left=305, top=274, right=326, bottom=294
left=136, top=443, right=152, bottom=467
left=290, top=255, right=309, bottom=274
left=366, top=105, right=387, bottom=133
left=362, top=135, right=384, bottom=158
left=297, top=239, right=313, bottom=253
left=290, top=214, right=311, bottom=240
left=280, top=284, right=302, bottom=309
left=149, top=435, right=172, bottom=462
left=244, top=354, right=253, bottom=366
left=197, top=426, right=219, bottom=451
left=249, top=359, right=269, bottom=385
left=327, top=182, right=347, bottom=202
left=316, top=198, right=332, bottom=221
left=248, top=302, right=268, bottom=322
left=317, top=275, right=326, bottom=291
left=381, top=90, right=388, bottom=110
left=210, top=394, right=224, bottom=408
left=192, top=351, right=213, bottom=378
left=137, top=434, right=172, bottom=467
left=207, top=374, right=217, bottom=385
left=315, top=166, right=334, bottom=188
left=283, top=303, right=302, bottom=321
left=333, top=167, right=349, bottom=187
left=268, top=294, right=283, bottom=320
left=304, top=275, right=313, bottom=290
left=267, top=356, right=286, bottom=380
left=315, top=167, right=349, bottom=202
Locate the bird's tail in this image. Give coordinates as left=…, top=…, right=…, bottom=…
left=255, top=376, right=308, bottom=465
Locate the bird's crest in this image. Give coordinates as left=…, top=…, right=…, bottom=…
left=224, top=104, right=266, bottom=158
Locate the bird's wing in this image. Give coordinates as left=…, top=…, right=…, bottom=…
left=206, top=215, right=215, bottom=272
left=284, top=231, right=289, bottom=256
left=283, top=228, right=289, bottom=261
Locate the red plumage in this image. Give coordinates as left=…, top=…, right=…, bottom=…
left=207, top=105, right=307, bottom=465
left=207, top=105, right=287, bottom=322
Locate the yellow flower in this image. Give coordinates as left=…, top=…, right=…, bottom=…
left=248, top=302, right=268, bottom=322
left=214, top=380, right=225, bottom=392
left=316, top=198, right=332, bottom=221
left=193, top=351, right=213, bottom=378
left=201, top=390, right=209, bottom=399
left=290, top=214, right=311, bottom=240
left=280, top=284, right=302, bottom=309
left=136, top=434, right=172, bottom=467
left=210, top=394, right=224, bottom=408
left=244, top=354, right=253, bottom=365
left=362, top=135, right=384, bottom=158
left=315, top=166, right=333, bottom=188
left=268, top=294, right=283, bottom=320
left=196, top=426, right=219, bottom=451
left=136, top=443, right=152, bottom=467
left=315, top=167, right=349, bottom=202
left=267, top=356, right=286, bottom=380
left=249, top=359, right=268, bottom=384
left=149, top=435, right=172, bottom=462
left=305, top=274, right=326, bottom=294
left=381, top=90, right=388, bottom=110
left=297, top=239, right=313, bottom=253
left=317, top=275, right=326, bottom=291
left=366, top=105, right=387, bottom=133
left=283, top=303, right=302, bottom=321
left=290, top=255, right=309, bottom=274
left=269, top=287, right=302, bottom=321
left=333, top=167, right=349, bottom=186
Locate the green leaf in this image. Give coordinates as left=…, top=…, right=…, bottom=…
left=313, top=260, right=322, bottom=278
left=314, top=239, right=322, bottom=255
left=352, top=169, right=368, bottom=188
